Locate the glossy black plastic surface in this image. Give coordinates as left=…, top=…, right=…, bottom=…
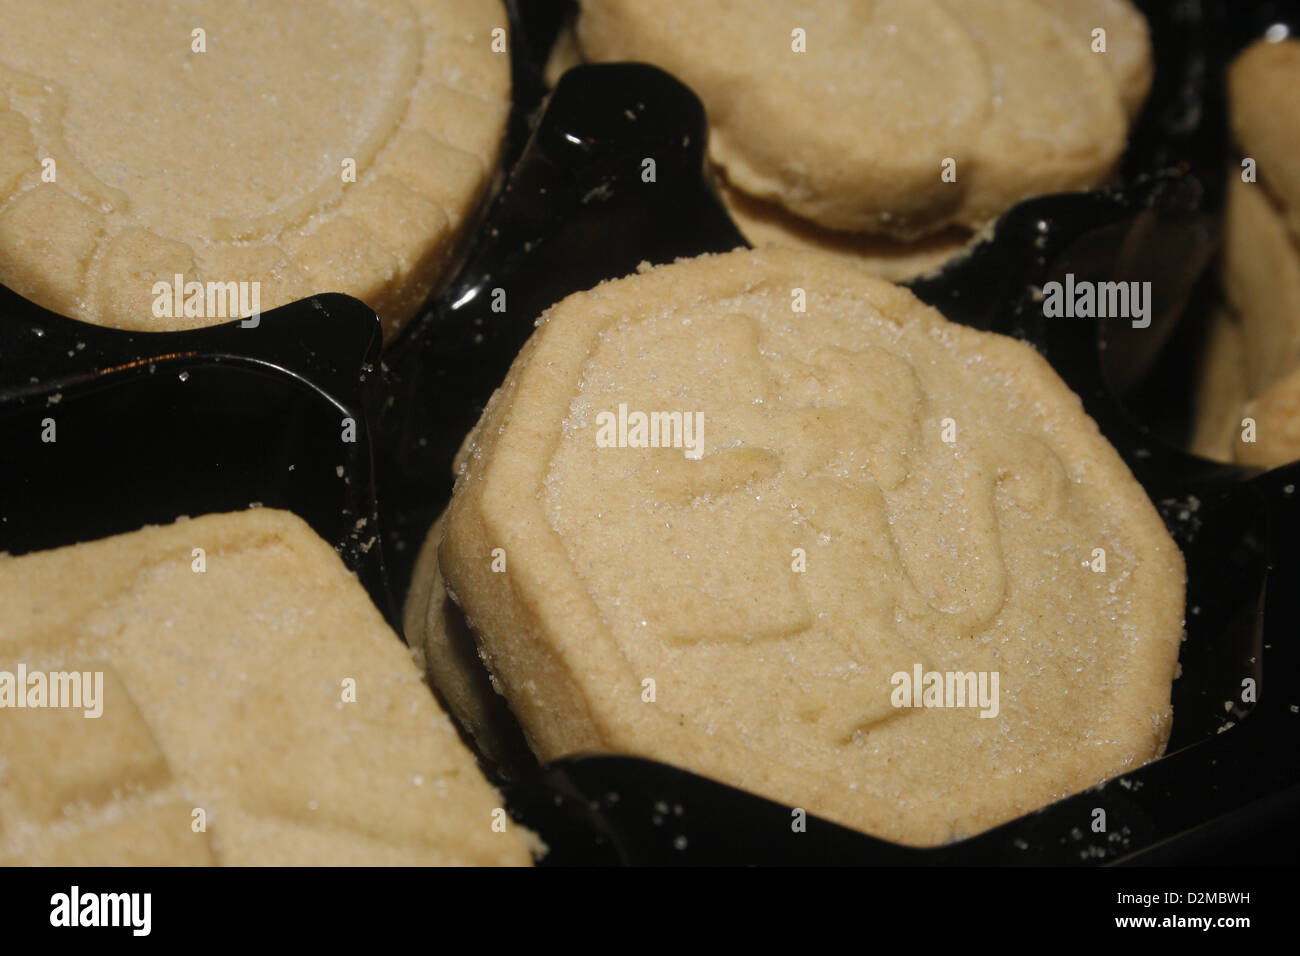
left=0, top=290, right=392, bottom=622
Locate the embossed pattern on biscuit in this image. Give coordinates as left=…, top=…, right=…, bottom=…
left=0, top=510, right=533, bottom=866
left=0, top=186, right=105, bottom=316
left=0, top=665, right=169, bottom=824
left=0, top=0, right=510, bottom=335
left=0, top=656, right=216, bottom=864
left=0, top=106, right=36, bottom=200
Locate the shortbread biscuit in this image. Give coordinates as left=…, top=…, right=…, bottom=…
left=575, top=0, right=1136, bottom=239
left=1189, top=307, right=1247, bottom=463
left=1192, top=41, right=1300, bottom=470
left=577, top=0, right=992, bottom=238
left=1239, top=365, right=1300, bottom=468
left=717, top=180, right=975, bottom=282
left=0, top=0, right=510, bottom=336
left=1031, top=0, right=1153, bottom=120
left=405, top=514, right=511, bottom=766
left=0, top=510, right=533, bottom=866
left=1229, top=38, right=1300, bottom=244
left=1221, top=174, right=1300, bottom=396
left=417, top=247, right=1185, bottom=846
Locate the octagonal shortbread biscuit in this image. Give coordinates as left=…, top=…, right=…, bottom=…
left=419, top=247, right=1185, bottom=847
left=0, top=509, right=533, bottom=866
left=0, top=0, right=510, bottom=337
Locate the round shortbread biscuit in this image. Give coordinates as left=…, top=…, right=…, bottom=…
left=0, top=0, right=510, bottom=337
left=423, top=247, right=1186, bottom=846
left=576, top=0, right=993, bottom=238
left=575, top=0, right=1134, bottom=239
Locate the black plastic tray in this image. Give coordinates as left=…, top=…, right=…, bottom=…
left=1, top=0, right=1296, bottom=865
